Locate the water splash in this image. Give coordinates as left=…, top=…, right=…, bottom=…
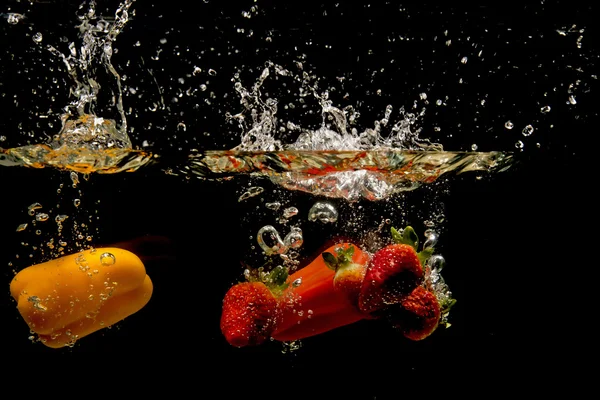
left=44, top=0, right=135, bottom=134
left=229, top=62, right=444, bottom=153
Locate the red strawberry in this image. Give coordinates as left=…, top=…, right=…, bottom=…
left=387, top=286, right=441, bottom=341
left=220, top=281, right=278, bottom=347
left=358, top=226, right=430, bottom=314
left=322, top=243, right=370, bottom=307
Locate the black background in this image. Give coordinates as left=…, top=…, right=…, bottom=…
left=0, top=0, right=593, bottom=395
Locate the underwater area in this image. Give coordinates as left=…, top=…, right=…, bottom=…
left=0, top=0, right=594, bottom=393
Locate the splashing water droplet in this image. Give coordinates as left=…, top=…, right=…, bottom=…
left=74, top=199, right=81, bottom=207
left=504, top=121, right=514, bottom=130
left=540, top=105, right=551, bottom=113
left=100, top=252, right=116, bottom=266
left=308, top=201, right=338, bottom=223
left=32, top=32, right=43, bottom=43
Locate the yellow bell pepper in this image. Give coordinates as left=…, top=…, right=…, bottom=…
left=10, top=247, right=153, bottom=348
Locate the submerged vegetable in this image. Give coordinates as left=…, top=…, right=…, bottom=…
left=10, top=247, right=153, bottom=348
left=272, top=243, right=370, bottom=342
left=220, top=226, right=453, bottom=347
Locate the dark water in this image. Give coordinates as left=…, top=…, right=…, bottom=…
left=0, top=0, right=593, bottom=394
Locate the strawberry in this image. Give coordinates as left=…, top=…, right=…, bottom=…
left=220, top=282, right=278, bottom=347
left=386, top=286, right=441, bottom=341
left=220, top=266, right=288, bottom=347
left=358, top=226, right=432, bottom=314
left=322, top=243, right=369, bottom=307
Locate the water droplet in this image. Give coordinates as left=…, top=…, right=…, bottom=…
left=504, top=121, right=514, bottom=130
left=540, top=105, right=551, bottom=113
left=460, top=56, right=468, bottom=64
left=16, top=223, right=28, bottom=232
left=568, top=95, right=577, bottom=105
left=471, top=144, right=478, bottom=151
left=32, top=32, right=43, bottom=43
left=522, top=125, right=534, bottom=137
left=74, top=199, right=81, bottom=207
left=208, top=69, right=217, bottom=76
left=308, top=201, right=338, bottom=223
left=515, top=140, right=524, bottom=149
left=292, top=278, right=302, bottom=287
left=193, top=66, right=202, bottom=76
left=100, top=252, right=116, bottom=266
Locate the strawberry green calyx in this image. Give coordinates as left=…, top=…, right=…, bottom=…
left=245, top=264, right=289, bottom=296
left=391, top=226, right=433, bottom=267
left=322, top=244, right=355, bottom=271
left=265, top=265, right=289, bottom=296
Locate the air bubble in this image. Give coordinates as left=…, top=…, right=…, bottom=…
left=265, top=202, right=281, bottom=211
left=28, top=203, right=42, bottom=216
left=6, top=13, right=25, bottom=25
left=308, top=201, right=338, bottom=223
left=239, top=186, right=264, bottom=202
left=35, top=213, right=49, bottom=222
left=100, top=252, right=116, bottom=266
left=32, top=32, right=43, bottom=43
left=522, top=125, right=534, bottom=137
left=283, top=227, right=303, bottom=249
left=257, top=225, right=286, bottom=255
left=504, top=121, right=514, bottom=130
left=283, top=207, right=299, bottom=219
